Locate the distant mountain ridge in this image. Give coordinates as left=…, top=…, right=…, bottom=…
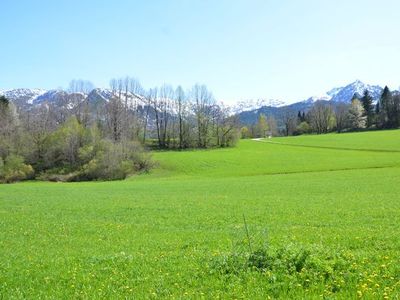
left=238, top=80, right=390, bottom=125
left=0, top=80, right=394, bottom=126
left=300, top=80, right=383, bottom=104
left=0, top=88, right=108, bottom=108
left=0, top=87, right=146, bottom=112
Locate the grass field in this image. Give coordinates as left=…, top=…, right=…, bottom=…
left=1, top=130, right=400, bottom=299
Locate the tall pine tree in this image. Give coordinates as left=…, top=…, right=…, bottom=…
left=361, top=90, right=374, bottom=128
left=378, top=86, right=392, bottom=128
left=0, top=96, right=9, bottom=108
left=392, top=95, right=400, bottom=128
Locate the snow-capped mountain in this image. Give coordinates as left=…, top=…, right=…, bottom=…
left=87, top=88, right=146, bottom=108
left=329, top=80, right=383, bottom=102
left=236, top=80, right=385, bottom=119
left=303, top=94, right=331, bottom=103
left=0, top=88, right=47, bottom=108
left=34, top=90, right=67, bottom=104
left=326, top=86, right=342, bottom=98
left=0, top=87, right=144, bottom=111
left=233, top=98, right=286, bottom=113
left=0, top=88, right=47, bottom=102
left=87, top=88, right=114, bottom=102
left=300, top=80, right=383, bottom=104
left=237, top=80, right=392, bottom=125
left=0, top=80, right=391, bottom=117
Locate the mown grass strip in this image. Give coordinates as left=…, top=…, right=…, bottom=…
left=255, top=139, right=400, bottom=153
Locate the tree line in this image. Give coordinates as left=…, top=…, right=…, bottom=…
left=108, top=78, right=240, bottom=149
left=0, top=79, right=240, bottom=183
left=240, top=86, right=400, bottom=138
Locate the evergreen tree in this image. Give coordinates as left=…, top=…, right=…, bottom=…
left=378, top=86, right=392, bottom=128
left=392, top=95, right=400, bottom=128
left=297, top=111, right=306, bottom=122
left=0, top=96, right=9, bottom=110
left=361, top=90, right=374, bottom=127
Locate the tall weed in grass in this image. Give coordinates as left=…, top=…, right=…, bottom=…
left=208, top=216, right=399, bottom=298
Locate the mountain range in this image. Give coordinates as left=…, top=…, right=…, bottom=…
left=0, top=80, right=395, bottom=125
left=0, top=88, right=143, bottom=111
left=238, top=80, right=392, bottom=124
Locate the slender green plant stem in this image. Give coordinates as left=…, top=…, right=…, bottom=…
left=242, top=213, right=252, bottom=253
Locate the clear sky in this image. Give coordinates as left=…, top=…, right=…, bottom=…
left=1, top=0, right=400, bottom=103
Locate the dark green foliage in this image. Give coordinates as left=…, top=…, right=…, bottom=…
left=247, top=248, right=271, bottom=270
left=361, top=90, right=374, bottom=127
left=297, top=111, right=306, bottom=123
left=0, top=95, right=9, bottom=108
left=375, top=100, right=380, bottom=114
left=211, top=243, right=357, bottom=293
left=377, top=86, right=400, bottom=129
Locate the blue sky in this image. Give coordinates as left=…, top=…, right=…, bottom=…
left=1, top=0, right=400, bottom=103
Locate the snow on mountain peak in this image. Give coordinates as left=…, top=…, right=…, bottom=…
left=0, top=80, right=389, bottom=112
left=329, top=80, right=383, bottom=102
left=0, top=88, right=48, bottom=105
left=307, top=94, right=331, bottom=102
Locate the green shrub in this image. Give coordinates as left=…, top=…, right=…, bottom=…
left=38, top=140, right=153, bottom=182
left=79, top=140, right=153, bottom=181
left=0, top=154, right=34, bottom=183
left=295, top=121, right=312, bottom=135
left=210, top=243, right=356, bottom=294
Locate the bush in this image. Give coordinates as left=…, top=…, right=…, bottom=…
left=0, top=154, right=34, bottom=183
left=240, top=126, right=252, bottom=139
left=294, top=121, right=312, bottom=135
left=1, top=117, right=154, bottom=183
left=210, top=243, right=356, bottom=294
left=208, top=224, right=358, bottom=296
left=78, top=140, right=152, bottom=181
left=219, top=128, right=241, bottom=147
left=38, top=140, right=153, bottom=182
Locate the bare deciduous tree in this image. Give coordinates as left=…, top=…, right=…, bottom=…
left=334, top=102, right=350, bottom=133
left=281, top=108, right=297, bottom=136
left=191, top=84, right=215, bottom=148
left=308, top=102, right=333, bottom=134
left=105, top=96, right=124, bottom=142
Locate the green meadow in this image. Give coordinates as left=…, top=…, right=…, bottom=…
left=1, top=130, right=400, bottom=299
